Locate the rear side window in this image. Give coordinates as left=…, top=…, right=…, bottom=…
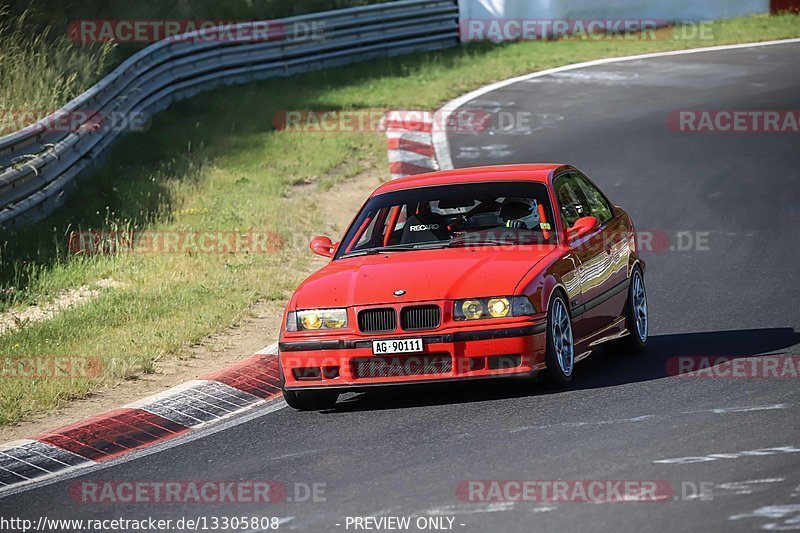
left=555, top=172, right=613, bottom=227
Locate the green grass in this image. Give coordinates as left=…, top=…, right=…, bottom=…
left=0, top=10, right=114, bottom=133
left=0, top=0, right=389, bottom=91
left=1, top=14, right=799, bottom=427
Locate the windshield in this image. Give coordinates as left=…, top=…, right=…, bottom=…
left=335, top=181, right=557, bottom=259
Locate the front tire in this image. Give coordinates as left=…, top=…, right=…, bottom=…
left=611, top=266, right=648, bottom=354
left=543, top=292, right=575, bottom=386
left=278, top=350, right=339, bottom=411
left=282, top=387, right=339, bottom=411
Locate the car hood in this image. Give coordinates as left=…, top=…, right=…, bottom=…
left=293, top=246, right=556, bottom=308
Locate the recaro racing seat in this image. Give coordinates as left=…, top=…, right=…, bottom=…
left=400, top=204, right=450, bottom=244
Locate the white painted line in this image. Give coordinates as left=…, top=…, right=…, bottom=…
left=511, top=404, right=794, bottom=434
left=423, top=502, right=517, bottom=515
left=528, top=506, right=558, bottom=513
left=432, top=38, right=800, bottom=170
left=511, top=414, right=655, bottom=433
left=267, top=448, right=322, bottom=461
left=654, top=445, right=800, bottom=465
left=242, top=517, right=295, bottom=532
left=683, top=403, right=787, bottom=415
left=717, top=478, right=785, bottom=495
left=729, top=504, right=800, bottom=524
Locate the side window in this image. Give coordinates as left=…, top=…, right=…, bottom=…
left=554, top=173, right=590, bottom=227
left=353, top=214, right=379, bottom=249
left=574, top=173, right=613, bottom=223
left=555, top=172, right=613, bottom=227
left=353, top=207, right=390, bottom=249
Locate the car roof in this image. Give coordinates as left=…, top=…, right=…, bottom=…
left=372, top=164, right=570, bottom=196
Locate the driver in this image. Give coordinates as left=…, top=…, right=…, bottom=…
left=500, top=198, right=540, bottom=229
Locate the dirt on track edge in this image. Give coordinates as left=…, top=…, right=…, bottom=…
left=0, top=168, right=385, bottom=443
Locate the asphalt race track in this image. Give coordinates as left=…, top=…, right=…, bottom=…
left=2, top=42, right=799, bottom=532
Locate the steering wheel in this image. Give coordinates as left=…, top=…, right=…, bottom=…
left=448, top=214, right=470, bottom=232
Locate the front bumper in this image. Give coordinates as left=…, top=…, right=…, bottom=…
left=279, top=323, right=547, bottom=391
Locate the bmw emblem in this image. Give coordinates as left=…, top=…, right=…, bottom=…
left=393, top=289, right=406, bottom=297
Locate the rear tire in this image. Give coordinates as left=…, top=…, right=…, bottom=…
left=543, top=292, right=574, bottom=386
left=282, top=387, right=339, bottom=411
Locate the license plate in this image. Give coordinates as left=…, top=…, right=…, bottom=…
left=372, top=338, right=423, bottom=355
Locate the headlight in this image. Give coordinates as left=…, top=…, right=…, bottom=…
left=454, top=296, right=535, bottom=321
left=487, top=297, right=510, bottom=318
left=461, top=299, right=484, bottom=320
left=287, top=308, right=348, bottom=331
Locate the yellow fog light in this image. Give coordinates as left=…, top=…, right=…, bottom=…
left=488, top=297, right=510, bottom=318
left=462, top=300, right=484, bottom=320
left=300, top=312, right=323, bottom=330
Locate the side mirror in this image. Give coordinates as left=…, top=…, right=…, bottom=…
left=309, top=235, right=336, bottom=258
left=567, top=216, right=600, bottom=243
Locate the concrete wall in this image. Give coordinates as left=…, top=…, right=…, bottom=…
left=459, top=0, right=771, bottom=31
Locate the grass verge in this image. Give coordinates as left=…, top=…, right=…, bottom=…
left=0, top=9, right=114, bottom=134
left=1, top=14, right=799, bottom=427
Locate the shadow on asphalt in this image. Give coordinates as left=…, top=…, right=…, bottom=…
left=323, top=327, right=800, bottom=413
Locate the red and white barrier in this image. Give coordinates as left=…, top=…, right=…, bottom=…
left=383, top=111, right=439, bottom=180
left=0, top=346, right=281, bottom=492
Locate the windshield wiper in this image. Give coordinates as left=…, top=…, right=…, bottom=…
left=343, top=242, right=447, bottom=257
left=449, top=237, right=521, bottom=247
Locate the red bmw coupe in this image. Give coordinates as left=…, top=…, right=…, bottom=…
left=278, top=164, right=648, bottom=410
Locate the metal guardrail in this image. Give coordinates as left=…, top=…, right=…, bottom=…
left=0, top=0, right=459, bottom=229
